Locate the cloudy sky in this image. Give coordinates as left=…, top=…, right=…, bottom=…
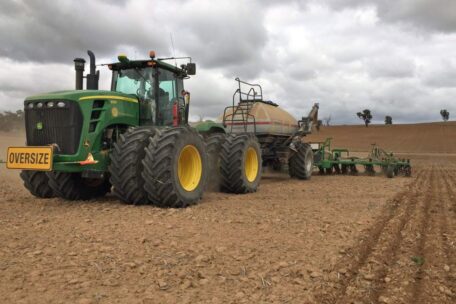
left=0, top=0, right=455, bottom=124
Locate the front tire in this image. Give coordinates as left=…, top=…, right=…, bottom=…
left=220, top=134, right=262, bottom=193
left=142, top=127, right=208, bottom=208
left=109, top=127, right=156, bottom=204
left=20, top=170, right=54, bottom=198
left=289, top=143, right=313, bottom=180
left=47, top=172, right=111, bottom=200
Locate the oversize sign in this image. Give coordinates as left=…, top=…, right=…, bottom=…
left=7, top=146, right=53, bottom=171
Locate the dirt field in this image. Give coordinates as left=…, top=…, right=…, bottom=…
left=0, top=124, right=455, bottom=304
left=307, top=122, right=456, bottom=153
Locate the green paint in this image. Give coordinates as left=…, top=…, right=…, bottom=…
left=20, top=58, right=196, bottom=175
left=193, top=120, right=226, bottom=134
left=311, top=137, right=412, bottom=176
left=24, top=90, right=140, bottom=173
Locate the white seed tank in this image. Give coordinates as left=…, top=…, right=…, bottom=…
left=219, top=102, right=299, bottom=136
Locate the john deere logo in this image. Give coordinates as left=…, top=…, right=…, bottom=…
left=36, top=122, right=43, bottom=130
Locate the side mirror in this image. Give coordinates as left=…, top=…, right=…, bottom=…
left=186, top=63, right=196, bottom=75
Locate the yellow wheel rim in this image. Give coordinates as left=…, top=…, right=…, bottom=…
left=178, top=145, right=202, bottom=191
left=245, top=147, right=259, bottom=182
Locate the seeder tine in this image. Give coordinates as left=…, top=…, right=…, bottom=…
left=341, top=164, right=348, bottom=174
left=349, top=164, right=358, bottom=175
left=365, top=164, right=375, bottom=176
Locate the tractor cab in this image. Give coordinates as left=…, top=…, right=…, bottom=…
left=108, top=52, right=195, bottom=127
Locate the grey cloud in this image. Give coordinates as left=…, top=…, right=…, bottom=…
left=376, top=0, right=456, bottom=33
left=0, top=0, right=169, bottom=63
left=422, top=59, right=456, bottom=88
left=325, top=0, right=456, bottom=33
left=172, top=0, right=268, bottom=78
left=0, top=0, right=455, bottom=125
left=365, top=56, right=416, bottom=79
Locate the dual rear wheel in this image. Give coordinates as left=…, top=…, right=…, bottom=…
left=219, top=134, right=262, bottom=193
left=110, top=126, right=208, bottom=208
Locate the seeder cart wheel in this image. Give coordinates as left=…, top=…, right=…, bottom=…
left=386, top=165, right=395, bottom=178
left=349, top=164, right=358, bottom=175
left=289, top=143, right=314, bottom=180
left=220, top=134, right=262, bottom=193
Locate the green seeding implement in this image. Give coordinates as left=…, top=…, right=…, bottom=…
left=311, top=138, right=412, bottom=178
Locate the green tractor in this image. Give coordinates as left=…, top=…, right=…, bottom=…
left=7, top=50, right=212, bottom=207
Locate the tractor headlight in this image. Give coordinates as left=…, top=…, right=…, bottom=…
left=47, top=101, right=54, bottom=107
left=57, top=101, right=66, bottom=108
left=27, top=103, right=34, bottom=109
left=37, top=102, right=43, bottom=108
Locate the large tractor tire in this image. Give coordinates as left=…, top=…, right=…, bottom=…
left=289, top=143, right=314, bottom=180
left=220, top=134, right=262, bottom=193
left=20, top=170, right=54, bottom=198
left=142, top=127, right=208, bottom=208
left=47, top=172, right=111, bottom=200
left=109, top=127, right=156, bottom=204
left=205, top=133, right=226, bottom=191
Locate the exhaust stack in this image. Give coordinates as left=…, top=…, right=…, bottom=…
left=86, top=50, right=99, bottom=90
left=73, top=58, right=85, bottom=90
left=73, top=50, right=99, bottom=90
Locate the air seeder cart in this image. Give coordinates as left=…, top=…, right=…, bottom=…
left=197, top=78, right=320, bottom=193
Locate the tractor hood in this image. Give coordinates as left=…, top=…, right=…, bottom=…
left=24, top=90, right=138, bottom=103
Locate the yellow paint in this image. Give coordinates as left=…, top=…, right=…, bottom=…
left=178, top=145, right=202, bottom=191
left=111, top=107, right=119, bottom=117
left=7, top=146, right=53, bottom=171
left=79, top=95, right=138, bottom=103
left=245, top=147, right=259, bottom=182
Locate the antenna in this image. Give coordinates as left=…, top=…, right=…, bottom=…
left=170, top=32, right=177, bottom=66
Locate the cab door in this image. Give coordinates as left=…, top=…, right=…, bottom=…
left=157, top=69, right=185, bottom=126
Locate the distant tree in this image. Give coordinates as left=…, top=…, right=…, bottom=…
left=323, top=115, right=332, bottom=126
left=356, top=109, right=372, bottom=127
left=385, top=115, right=393, bottom=125
left=440, top=109, right=450, bottom=122
left=0, top=110, right=24, bottom=132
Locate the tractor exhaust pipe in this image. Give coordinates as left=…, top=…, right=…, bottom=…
left=73, top=58, right=86, bottom=90
left=86, top=50, right=99, bottom=90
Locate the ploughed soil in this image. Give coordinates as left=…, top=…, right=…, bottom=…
left=307, top=121, right=456, bottom=154
left=0, top=124, right=455, bottom=304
